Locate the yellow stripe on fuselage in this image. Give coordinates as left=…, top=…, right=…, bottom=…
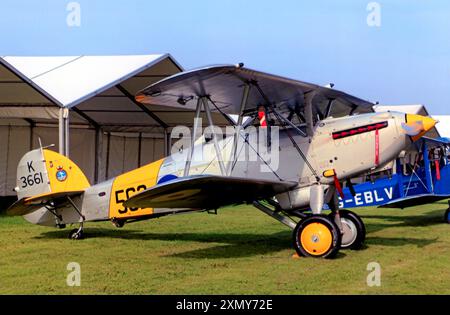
left=109, top=158, right=164, bottom=219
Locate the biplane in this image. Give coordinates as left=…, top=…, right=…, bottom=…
left=340, top=136, right=450, bottom=223
left=6, top=64, right=437, bottom=258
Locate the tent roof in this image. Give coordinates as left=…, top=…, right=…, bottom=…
left=0, top=54, right=231, bottom=132
left=0, top=54, right=184, bottom=108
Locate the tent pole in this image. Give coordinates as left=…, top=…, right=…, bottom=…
left=29, top=123, right=34, bottom=150
left=105, top=132, right=111, bottom=179
left=58, top=107, right=69, bottom=156
left=64, top=108, right=70, bottom=157
left=94, top=127, right=103, bottom=183
left=58, top=108, right=64, bottom=155
left=58, top=107, right=70, bottom=156
left=138, top=132, right=142, bottom=167
left=164, top=128, right=170, bottom=156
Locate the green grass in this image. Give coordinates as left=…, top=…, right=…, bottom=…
left=1, top=201, right=450, bottom=294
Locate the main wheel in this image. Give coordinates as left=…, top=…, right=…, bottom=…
left=330, top=210, right=366, bottom=250
left=293, top=215, right=341, bottom=258
left=444, top=208, right=450, bottom=224
left=68, top=228, right=84, bottom=240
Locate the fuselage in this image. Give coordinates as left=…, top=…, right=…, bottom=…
left=24, top=111, right=417, bottom=226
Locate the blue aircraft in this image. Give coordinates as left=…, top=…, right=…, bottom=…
left=340, top=137, right=450, bottom=223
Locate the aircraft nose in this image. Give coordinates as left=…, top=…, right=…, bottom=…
left=403, top=114, right=438, bottom=141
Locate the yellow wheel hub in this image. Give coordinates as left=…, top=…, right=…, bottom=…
left=300, top=222, right=333, bottom=256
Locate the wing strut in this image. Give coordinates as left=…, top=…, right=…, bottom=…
left=184, top=98, right=203, bottom=176
left=252, top=82, right=272, bottom=149
left=253, top=201, right=297, bottom=229
left=227, top=84, right=251, bottom=175
left=202, top=97, right=226, bottom=175
left=249, top=80, right=320, bottom=183
left=184, top=96, right=227, bottom=176
left=270, top=106, right=320, bottom=183
left=304, top=91, right=317, bottom=137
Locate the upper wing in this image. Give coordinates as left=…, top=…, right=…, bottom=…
left=124, top=175, right=297, bottom=210
left=6, top=190, right=84, bottom=216
left=135, top=65, right=374, bottom=118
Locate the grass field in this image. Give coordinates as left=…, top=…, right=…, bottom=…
left=1, top=201, right=450, bottom=294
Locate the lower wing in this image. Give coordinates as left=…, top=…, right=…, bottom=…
left=124, top=175, right=297, bottom=210
left=379, top=194, right=450, bottom=209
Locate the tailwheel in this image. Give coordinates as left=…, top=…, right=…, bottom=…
left=293, top=215, right=341, bottom=258
left=444, top=208, right=450, bottom=224
left=68, top=227, right=84, bottom=240
left=330, top=210, right=366, bottom=250
left=112, top=218, right=125, bottom=228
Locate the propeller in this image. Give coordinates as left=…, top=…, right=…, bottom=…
left=401, top=114, right=438, bottom=142
left=401, top=121, right=424, bottom=136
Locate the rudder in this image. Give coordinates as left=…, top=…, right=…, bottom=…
left=15, top=148, right=90, bottom=200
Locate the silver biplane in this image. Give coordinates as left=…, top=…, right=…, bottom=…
left=7, top=64, right=437, bottom=258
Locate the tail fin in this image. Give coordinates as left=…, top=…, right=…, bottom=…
left=15, top=148, right=90, bottom=200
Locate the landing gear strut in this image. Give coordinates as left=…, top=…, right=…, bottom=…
left=66, top=196, right=85, bottom=240
left=327, top=190, right=366, bottom=250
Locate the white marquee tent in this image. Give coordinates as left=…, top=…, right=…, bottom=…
left=0, top=54, right=229, bottom=197
left=432, top=115, right=450, bottom=138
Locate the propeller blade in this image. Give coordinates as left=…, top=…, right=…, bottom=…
left=403, top=114, right=438, bottom=141
left=401, top=121, right=424, bottom=136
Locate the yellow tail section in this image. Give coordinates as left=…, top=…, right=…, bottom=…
left=14, top=148, right=90, bottom=208
left=43, top=149, right=90, bottom=193
left=11, top=148, right=91, bottom=223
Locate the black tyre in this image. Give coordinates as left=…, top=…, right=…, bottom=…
left=293, top=215, right=341, bottom=258
left=444, top=208, right=450, bottom=224
left=330, top=210, right=366, bottom=250
left=112, top=219, right=125, bottom=228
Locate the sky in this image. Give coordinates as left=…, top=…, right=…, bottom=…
left=1, top=0, right=450, bottom=114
